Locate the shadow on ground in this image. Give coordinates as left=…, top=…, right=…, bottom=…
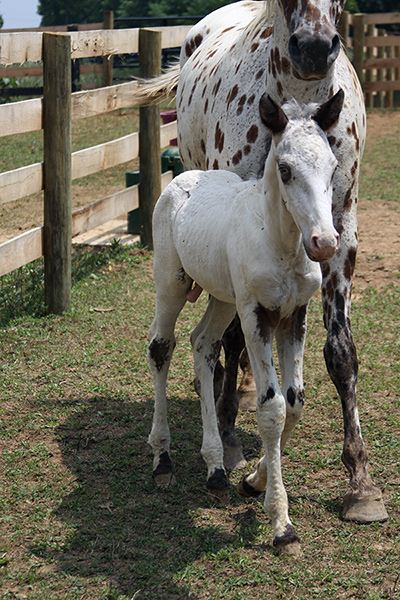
left=40, top=394, right=262, bottom=599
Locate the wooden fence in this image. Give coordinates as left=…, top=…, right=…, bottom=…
left=0, top=25, right=187, bottom=312
left=345, top=12, right=400, bottom=107
left=0, top=12, right=399, bottom=313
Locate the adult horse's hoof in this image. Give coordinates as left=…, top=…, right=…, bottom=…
left=207, top=468, right=230, bottom=505
left=223, top=443, right=247, bottom=471
left=237, top=389, right=257, bottom=412
left=342, top=491, right=389, bottom=523
left=237, top=476, right=263, bottom=498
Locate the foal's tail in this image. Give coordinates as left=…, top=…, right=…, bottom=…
left=132, top=62, right=181, bottom=106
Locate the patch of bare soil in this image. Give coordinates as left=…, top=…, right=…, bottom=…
left=354, top=198, right=400, bottom=293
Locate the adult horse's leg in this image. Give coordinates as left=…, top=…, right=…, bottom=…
left=322, top=203, right=388, bottom=522
left=217, top=314, right=247, bottom=469
left=237, top=348, right=257, bottom=410
left=191, top=297, right=238, bottom=502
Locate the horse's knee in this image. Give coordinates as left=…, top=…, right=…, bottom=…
left=148, top=336, right=175, bottom=373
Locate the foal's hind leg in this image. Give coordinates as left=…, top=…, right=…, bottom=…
left=148, top=267, right=191, bottom=487
left=191, top=297, right=237, bottom=502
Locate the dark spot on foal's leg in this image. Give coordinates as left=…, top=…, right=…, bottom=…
left=273, top=524, right=299, bottom=549
left=149, top=338, right=172, bottom=372
left=260, top=386, right=275, bottom=404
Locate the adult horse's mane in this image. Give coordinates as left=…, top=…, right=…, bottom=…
left=132, top=0, right=275, bottom=106
left=238, top=0, right=275, bottom=45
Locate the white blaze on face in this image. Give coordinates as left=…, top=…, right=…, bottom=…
left=276, top=121, right=340, bottom=261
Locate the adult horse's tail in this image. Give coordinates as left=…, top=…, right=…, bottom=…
left=131, top=62, right=180, bottom=106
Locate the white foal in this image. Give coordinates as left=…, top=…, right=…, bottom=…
left=148, top=90, right=343, bottom=554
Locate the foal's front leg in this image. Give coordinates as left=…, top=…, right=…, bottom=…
left=191, top=297, right=237, bottom=502
left=238, top=303, right=301, bottom=555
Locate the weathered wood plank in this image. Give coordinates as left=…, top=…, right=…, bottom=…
left=364, top=57, right=400, bottom=70
left=0, top=32, right=43, bottom=64
left=71, top=132, right=139, bottom=180
left=365, top=35, right=400, bottom=48
left=363, top=79, right=400, bottom=92
left=0, top=163, right=43, bottom=205
left=71, top=81, right=141, bottom=119
left=0, top=65, right=43, bottom=78
left=0, top=226, right=43, bottom=277
left=72, top=170, right=173, bottom=238
left=364, top=13, right=400, bottom=25
left=70, top=29, right=139, bottom=59
left=160, top=121, right=177, bottom=147
left=0, top=97, right=42, bottom=137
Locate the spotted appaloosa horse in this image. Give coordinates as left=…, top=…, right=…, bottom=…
left=136, top=0, right=388, bottom=523
left=149, top=92, right=343, bottom=555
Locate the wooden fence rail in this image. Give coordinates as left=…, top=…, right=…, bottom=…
left=0, top=25, right=186, bottom=312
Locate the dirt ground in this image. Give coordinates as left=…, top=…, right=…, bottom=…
left=354, top=111, right=400, bottom=292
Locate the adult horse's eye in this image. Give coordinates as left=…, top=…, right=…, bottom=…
left=278, top=163, right=291, bottom=183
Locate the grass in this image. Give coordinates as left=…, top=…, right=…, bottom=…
left=0, top=107, right=399, bottom=599
left=0, top=242, right=399, bottom=600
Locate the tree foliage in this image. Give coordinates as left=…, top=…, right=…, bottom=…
left=37, top=0, right=397, bottom=26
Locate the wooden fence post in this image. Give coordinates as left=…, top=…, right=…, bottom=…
left=352, top=13, right=366, bottom=86
left=43, top=33, right=72, bottom=314
left=103, top=11, right=114, bottom=87
left=139, top=28, right=162, bottom=250
left=365, top=24, right=374, bottom=108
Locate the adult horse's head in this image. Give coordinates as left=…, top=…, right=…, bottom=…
left=278, top=0, right=344, bottom=80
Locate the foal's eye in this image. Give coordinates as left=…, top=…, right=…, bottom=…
left=278, top=163, right=291, bottom=183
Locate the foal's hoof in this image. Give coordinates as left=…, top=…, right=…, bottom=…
left=237, top=476, right=263, bottom=499
left=207, top=468, right=230, bottom=505
left=273, top=525, right=301, bottom=557
left=275, top=540, right=302, bottom=557
left=223, top=443, right=247, bottom=471
left=154, top=471, right=177, bottom=488
left=342, top=492, right=389, bottom=523
left=237, top=389, right=257, bottom=412
left=153, top=451, right=176, bottom=488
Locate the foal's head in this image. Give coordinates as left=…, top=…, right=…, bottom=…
left=277, top=0, right=343, bottom=79
left=259, top=89, right=344, bottom=261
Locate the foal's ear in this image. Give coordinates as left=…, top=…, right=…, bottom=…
left=313, top=88, right=345, bottom=132
left=259, top=93, right=288, bottom=134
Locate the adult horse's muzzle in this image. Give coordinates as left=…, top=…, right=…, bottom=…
left=289, top=23, right=341, bottom=80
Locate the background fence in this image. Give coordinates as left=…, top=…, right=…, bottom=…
left=0, top=25, right=185, bottom=312
left=0, top=11, right=399, bottom=314
left=343, top=11, right=400, bottom=108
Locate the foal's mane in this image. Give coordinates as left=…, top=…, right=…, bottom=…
left=281, top=99, right=320, bottom=121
